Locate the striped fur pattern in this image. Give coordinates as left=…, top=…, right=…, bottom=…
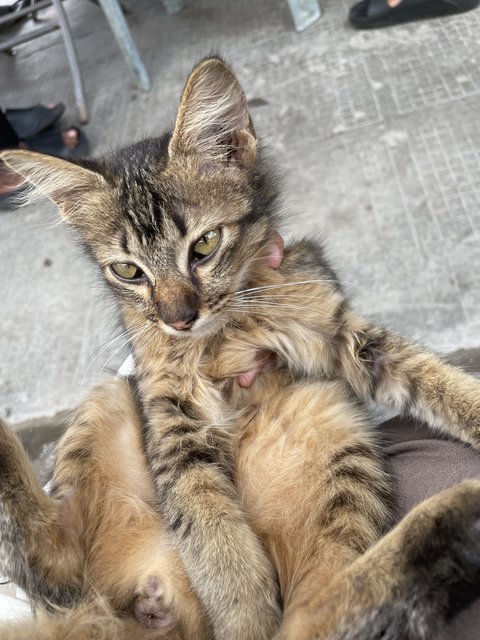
left=0, top=380, right=210, bottom=639
left=2, top=372, right=480, bottom=640
left=2, top=57, right=480, bottom=639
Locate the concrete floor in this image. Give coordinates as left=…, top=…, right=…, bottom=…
left=1, top=0, right=480, bottom=427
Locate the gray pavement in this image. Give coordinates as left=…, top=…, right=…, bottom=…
left=1, top=0, right=480, bottom=428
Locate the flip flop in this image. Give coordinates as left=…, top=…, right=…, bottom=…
left=5, top=103, right=65, bottom=139
left=349, top=0, right=480, bottom=29
left=25, top=126, right=89, bottom=158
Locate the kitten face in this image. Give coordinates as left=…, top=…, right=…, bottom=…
left=0, top=57, right=279, bottom=338
left=87, top=140, right=276, bottom=338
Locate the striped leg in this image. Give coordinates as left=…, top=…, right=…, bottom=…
left=143, top=395, right=281, bottom=640
left=0, top=418, right=82, bottom=606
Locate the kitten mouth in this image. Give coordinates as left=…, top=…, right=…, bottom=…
left=162, top=314, right=220, bottom=339
left=162, top=323, right=195, bottom=338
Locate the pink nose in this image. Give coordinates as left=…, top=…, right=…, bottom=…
left=168, top=313, right=198, bottom=331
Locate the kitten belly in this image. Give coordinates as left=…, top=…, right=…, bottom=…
left=234, top=374, right=390, bottom=606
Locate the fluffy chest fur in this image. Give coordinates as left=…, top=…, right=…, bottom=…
left=129, top=240, right=345, bottom=421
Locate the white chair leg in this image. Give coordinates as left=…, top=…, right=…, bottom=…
left=162, top=0, right=184, bottom=15
left=287, top=0, right=321, bottom=32
left=52, top=0, right=89, bottom=123
left=96, top=0, right=151, bottom=92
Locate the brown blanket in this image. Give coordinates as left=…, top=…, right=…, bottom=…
left=381, top=417, right=480, bottom=640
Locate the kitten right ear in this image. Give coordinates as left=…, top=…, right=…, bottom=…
left=169, top=57, right=257, bottom=170
left=0, top=150, right=106, bottom=223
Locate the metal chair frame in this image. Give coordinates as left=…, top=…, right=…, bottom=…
left=0, top=0, right=89, bottom=122
left=0, top=0, right=321, bottom=124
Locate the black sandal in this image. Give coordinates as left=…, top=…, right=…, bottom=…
left=5, top=103, right=65, bottom=139
left=349, top=0, right=480, bottom=29
left=25, top=126, right=89, bottom=158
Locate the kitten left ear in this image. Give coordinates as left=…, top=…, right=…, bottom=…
left=0, top=150, right=107, bottom=223
left=169, top=57, right=257, bottom=170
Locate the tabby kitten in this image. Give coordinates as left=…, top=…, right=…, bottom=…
left=2, top=57, right=480, bottom=640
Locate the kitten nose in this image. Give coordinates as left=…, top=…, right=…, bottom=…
left=168, top=311, right=199, bottom=332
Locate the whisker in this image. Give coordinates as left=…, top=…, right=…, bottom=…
left=82, top=325, right=147, bottom=384
left=100, top=322, right=154, bottom=373
left=229, top=301, right=334, bottom=316
left=101, top=337, right=139, bottom=375
left=234, top=279, right=350, bottom=296
left=243, top=255, right=279, bottom=264
left=83, top=331, right=131, bottom=383
left=228, top=305, right=348, bottom=331
left=234, top=292, right=332, bottom=302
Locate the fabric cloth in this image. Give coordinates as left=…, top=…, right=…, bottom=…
left=380, top=417, right=480, bottom=639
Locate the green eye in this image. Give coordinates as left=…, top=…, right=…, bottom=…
left=192, top=228, right=221, bottom=262
left=110, top=263, right=145, bottom=281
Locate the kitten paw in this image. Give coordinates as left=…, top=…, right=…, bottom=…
left=134, top=575, right=174, bottom=630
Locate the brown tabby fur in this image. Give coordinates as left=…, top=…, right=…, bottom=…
left=2, top=57, right=480, bottom=640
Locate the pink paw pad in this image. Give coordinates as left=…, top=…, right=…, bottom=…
left=134, top=575, right=174, bottom=630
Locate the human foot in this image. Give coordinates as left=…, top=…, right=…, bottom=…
left=22, top=126, right=89, bottom=156
left=6, top=103, right=65, bottom=139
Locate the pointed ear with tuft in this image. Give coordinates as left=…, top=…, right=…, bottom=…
left=0, top=150, right=107, bottom=223
left=168, top=57, right=257, bottom=171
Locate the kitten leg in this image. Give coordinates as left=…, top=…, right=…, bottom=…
left=142, top=396, right=281, bottom=640
left=276, top=480, right=480, bottom=640
left=334, top=311, right=480, bottom=448
left=0, top=417, right=83, bottom=606
left=219, top=292, right=480, bottom=449
left=56, top=379, right=211, bottom=639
